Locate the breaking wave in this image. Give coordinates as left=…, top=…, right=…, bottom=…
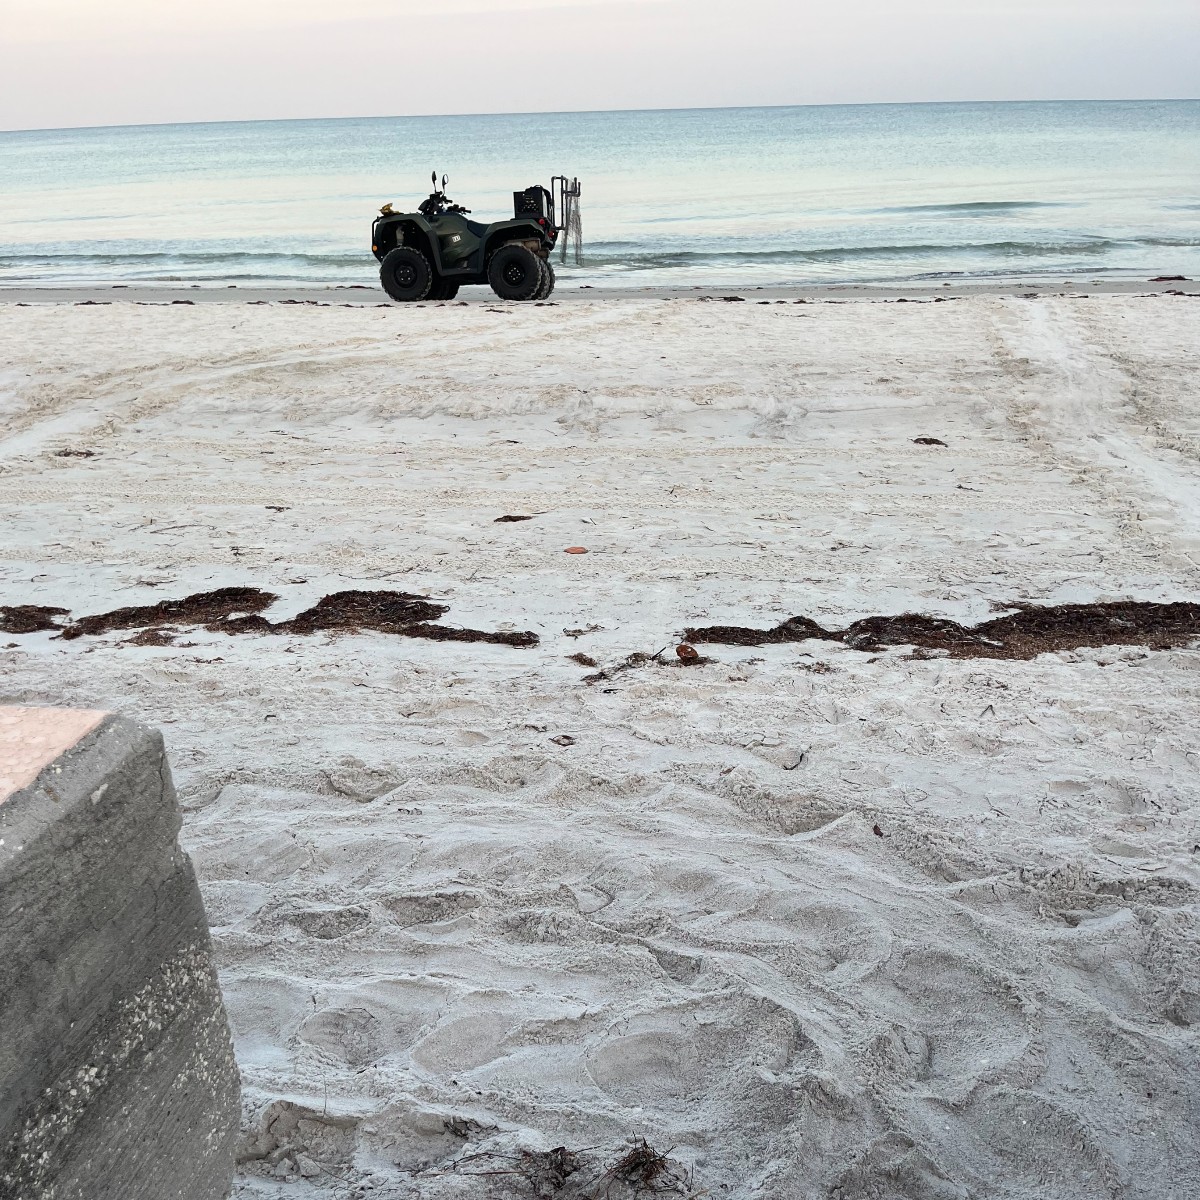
left=873, top=200, right=1072, bottom=215
left=2, top=238, right=1198, bottom=287
left=577, top=237, right=1200, bottom=270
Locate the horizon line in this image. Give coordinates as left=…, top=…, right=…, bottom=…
left=3, top=95, right=1197, bottom=138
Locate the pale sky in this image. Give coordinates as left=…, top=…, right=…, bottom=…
left=1, top=0, right=1197, bottom=131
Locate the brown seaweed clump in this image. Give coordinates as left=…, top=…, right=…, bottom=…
left=0, top=605, right=70, bottom=635
left=60, top=587, right=276, bottom=640
left=685, top=601, right=1200, bottom=660
left=34, top=587, right=537, bottom=649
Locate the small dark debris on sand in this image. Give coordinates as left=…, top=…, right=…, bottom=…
left=125, top=627, right=177, bottom=647
left=597, top=1139, right=693, bottom=1196
left=52, top=448, right=96, bottom=458
left=40, top=587, right=537, bottom=648
left=584, top=650, right=661, bottom=683
left=439, top=1144, right=582, bottom=1192
left=568, top=652, right=599, bottom=667
left=519, top=1145, right=582, bottom=1193
left=584, top=647, right=712, bottom=684
left=686, top=600, right=1200, bottom=660
left=439, top=1140, right=692, bottom=1196
left=0, top=605, right=69, bottom=634
left=797, top=660, right=838, bottom=674
left=913, top=436, right=947, bottom=447
left=495, top=514, right=535, bottom=523
left=1151, top=275, right=1188, bottom=282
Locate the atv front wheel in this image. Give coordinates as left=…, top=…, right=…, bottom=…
left=488, top=244, right=543, bottom=301
left=380, top=246, right=433, bottom=302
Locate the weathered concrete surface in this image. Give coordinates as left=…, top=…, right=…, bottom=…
left=0, top=707, right=108, bottom=801
left=0, top=707, right=240, bottom=1200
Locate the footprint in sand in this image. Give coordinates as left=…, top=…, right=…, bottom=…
left=383, top=890, right=483, bottom=927
left=298, top=978, right=449, bottom=1067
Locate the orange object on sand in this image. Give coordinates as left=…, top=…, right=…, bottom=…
left=564, top=546, right=589, bottom=554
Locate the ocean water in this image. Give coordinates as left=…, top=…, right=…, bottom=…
left=1, top=101, right=1198, bottom=289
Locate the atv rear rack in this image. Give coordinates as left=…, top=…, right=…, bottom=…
left=552, top=176, right=583, bottom=265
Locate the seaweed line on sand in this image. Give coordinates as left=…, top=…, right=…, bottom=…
left=2, top=588, right=538, bottom=648
left=685, top=600, right=1200, bottom=660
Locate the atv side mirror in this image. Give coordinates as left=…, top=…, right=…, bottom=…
left=442, top=174, right=448, bottom=190
left=431, top=171, right=438, bottom=187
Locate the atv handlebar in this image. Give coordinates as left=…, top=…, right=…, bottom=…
left=418, top=191, right=446, bottom=218
left=419, top=190, right=471, bottom=218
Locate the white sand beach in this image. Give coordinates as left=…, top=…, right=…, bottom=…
left=1, top=291, right=1198, bottom=1198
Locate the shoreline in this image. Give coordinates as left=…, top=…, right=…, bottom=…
left=0, top=275, right=1195, bottom=306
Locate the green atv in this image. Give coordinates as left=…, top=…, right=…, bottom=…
left=371, top=172, right=582, bottom=303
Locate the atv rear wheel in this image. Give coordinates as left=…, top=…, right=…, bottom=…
left=534, top=260, right=556, bottom=300
left=488, top=244, right=543, bottom=301
left=380, top=246, right=433, bottom=302
left=429, top=277, right=460, bottom=301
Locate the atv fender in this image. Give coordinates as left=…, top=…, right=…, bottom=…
left=499, top=237, right=547, bottom=256
left=382, top=217, right=443, bottom=272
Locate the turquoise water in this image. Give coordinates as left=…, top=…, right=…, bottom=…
left=1, top=101, right=1198, bottom=288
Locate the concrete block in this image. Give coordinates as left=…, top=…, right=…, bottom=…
left=0, top=706, right=240, bottom=1200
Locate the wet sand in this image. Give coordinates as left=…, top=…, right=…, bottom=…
left=1, top=274, right=1196, bottom=308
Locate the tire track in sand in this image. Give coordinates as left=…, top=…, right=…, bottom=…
left=992, top=297, right=1200, bottom=574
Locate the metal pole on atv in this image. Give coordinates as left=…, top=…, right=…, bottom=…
left=552, top=176, right=583, bottom=266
